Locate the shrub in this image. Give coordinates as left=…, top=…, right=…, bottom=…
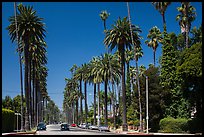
left=159, top=117, right=189, bottom=133
left=2, top=108, right=15, bottom=133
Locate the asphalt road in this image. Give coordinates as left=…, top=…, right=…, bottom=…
left=36, top=124, right=122, bottom=135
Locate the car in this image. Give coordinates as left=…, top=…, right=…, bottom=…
left=78, top=123, right=82, bottom=128
left=81, top=123, right=90, bottom=129
left=89, top=125, right=98, bottom=130
left=37, top=122, right=46, bottom=131
left=71, top=123, right=77, bottom=127
left=80, top=123, right=86, bottom=129
left=98, top=125, right=109, bottom=132
left=61, top=123, right=69, bottom=131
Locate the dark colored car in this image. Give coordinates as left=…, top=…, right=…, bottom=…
left=61, top=123, right=69, bottom=131
left=37, top=122, right=46, bottom=131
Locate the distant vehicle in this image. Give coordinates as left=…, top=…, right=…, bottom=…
left=37, top=122, right=46, bottom=131
left=98, top=125, right=109, bottom=132
left=61, top=123, right=69, bottom=131
left=71, top=123, right=77, bottom=127
left=81, top=123, right=90, bottom=129
left=89, top=125, right=98, bottom=130
left=78, top=123, right=82, bottom=128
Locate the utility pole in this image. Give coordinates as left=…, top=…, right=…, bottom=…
left=143, top=75, right=149, bottom=134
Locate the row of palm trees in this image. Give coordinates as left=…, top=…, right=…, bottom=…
left=63, top=2, right=197, bottom=131
left=6, top=2, right=196, bottom=132
left=7, top=3, right=49, bottom=131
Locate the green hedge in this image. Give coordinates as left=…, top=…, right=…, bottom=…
left=159, top=117, right=189, bottom=133
left=2, top=108, right=15, bottom=133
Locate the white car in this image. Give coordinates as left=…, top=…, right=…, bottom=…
left=98, top=125, right=109, bottom=132
left=80, top=123, right=86, bottom=129
left=89, top=125, right=98, bottom=130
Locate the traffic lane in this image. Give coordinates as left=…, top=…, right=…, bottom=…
left=36, top=124, right=122, bottom=135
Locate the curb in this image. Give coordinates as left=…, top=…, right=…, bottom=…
left=2, top=131, right=37, bottom=135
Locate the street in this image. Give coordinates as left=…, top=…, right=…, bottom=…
left=36, top=124, right=122, bottom=135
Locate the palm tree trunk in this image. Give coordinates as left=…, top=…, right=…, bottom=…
left=186, top=26, right=189, bottom=48
left=97, top=83, right=101, bottom=126
left=76, top=98, right=78, bottom=125
left=84, top=81, right=88, bottom=124
left=13, top=2, right=25, bottom=131
left=24, top=40, right=31, bottom=131
left=126, top=61, right=131, bottom=107
left=153, top=49, right=156, bottom=66
left=93, top=83, right=96, bottom=125
left=135, top=57, right=142, bottom=131
left=104, top=20, right=106, bottom=31
left=185, top=2, right=189, bottom=48
left=32, top=63, right=35, bottom=127
left=112, top=82, right=116, bottom=129
left=42, top=97, right=45, bottom=122
left=80, top=78, right=83, bottom=124
left=35, top=81, right=38, bottom=125
left=104, top=79, right=108, bottom=125
left=162, top=13, right=167, bottom=32
left=121, top=49, right=127, bottom=131
left=29, top=57, right=32, bottom=128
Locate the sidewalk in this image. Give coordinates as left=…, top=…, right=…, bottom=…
left=110, top=129, right=198, bottom=135
left=110, top=128, right=152, bottom=135
left=2, top=130, right=37, bottom=135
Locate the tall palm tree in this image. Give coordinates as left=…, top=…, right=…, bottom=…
left=74, top=66, right=83, bottom=124
left=99, top=10, right=110, bottom=31
left=127, top=2, right=143, bottom=131
left=89, top=57, right=100, bottom=125
left=125, top=49, right=134, bottom=107
left=38, top=65, right=48, bottom=123
left=7, top=3, right=46, bottom=130
left=145, top=26, right=162, bottom=66
left=29, top=40, right=47, bottom=127
left=152, top=2, right=171, bottom=32
left=81, top=63, right=90, bottom=124
left=104, top=17, right=141, bottom=131
left=139, top=65, right=146, bottom=77
left=98, top=53, right=121, bottom=125
left=70, top=64, right=79, bottom=124
left=91, top=57, right=103, bottom=127
left=176, top=2, right=196, bottom=48
left=12, top=2, right=25, bottom=131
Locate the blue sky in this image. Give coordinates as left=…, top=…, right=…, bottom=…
left=2, top=2, right=202, bottom=111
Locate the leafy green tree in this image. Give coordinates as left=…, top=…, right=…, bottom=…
left=140, top=65, right=165, bottom=132
left=2, top=96, right=13, bottom=110
left=175, top=33, right=186, bottom=51
left=190, top=25, right=202, bottom=45
left=176, top=43, right=202, bottom=119
left=160, top=31, right=180, bottom=118
left=13, top=95, right=22, bottom=113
